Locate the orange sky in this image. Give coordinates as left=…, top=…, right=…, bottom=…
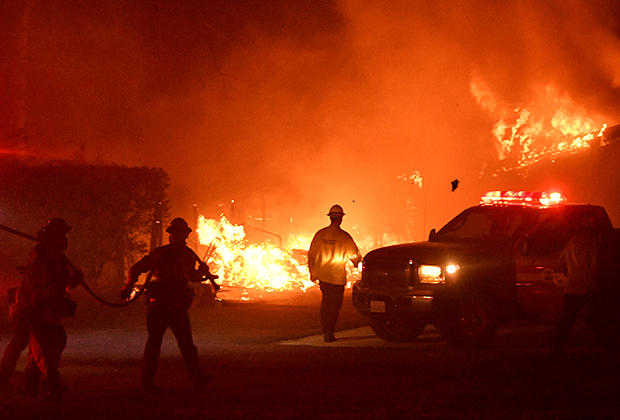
left=1, top=0, right=619, bottom=243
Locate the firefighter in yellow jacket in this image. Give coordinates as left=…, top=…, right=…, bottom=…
left=308, top=205, right=362, bottom=343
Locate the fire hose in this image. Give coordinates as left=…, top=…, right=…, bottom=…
left=0, top=223, right=148, bottom=308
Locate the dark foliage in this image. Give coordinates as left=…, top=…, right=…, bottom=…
left=0, top=159, right=169, bottom=292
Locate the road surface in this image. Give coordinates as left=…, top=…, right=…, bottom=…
left=1, top=289, right=619, bottom=419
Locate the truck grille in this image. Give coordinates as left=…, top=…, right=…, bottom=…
left=362, top=259, right=415, bottom=289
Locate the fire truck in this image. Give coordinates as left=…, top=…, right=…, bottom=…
left=352, top=191, right=614, bottom=348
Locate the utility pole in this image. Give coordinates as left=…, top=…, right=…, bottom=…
left=422, top=184, right=429, bottom=241
left=262, top=197, right=266, bottom=232
left=192, top=203, right=199, bottom=252
left=150, top=202, right=163, bottom=251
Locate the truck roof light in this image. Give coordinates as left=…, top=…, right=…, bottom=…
left=480, top=191, right=566, bottom=207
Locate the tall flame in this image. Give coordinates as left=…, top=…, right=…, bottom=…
left=470, top=77, right=607, bottom=171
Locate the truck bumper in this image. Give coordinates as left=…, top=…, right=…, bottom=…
left=352, top=289, right=434, bottom=317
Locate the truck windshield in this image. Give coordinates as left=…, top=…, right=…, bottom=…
left=433, top=207, right=530, bottom=243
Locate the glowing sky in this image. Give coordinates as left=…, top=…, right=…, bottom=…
left=1, top=0, right=619, bottom=242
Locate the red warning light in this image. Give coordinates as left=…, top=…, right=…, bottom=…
left=481, top=191, right=566, bottom=206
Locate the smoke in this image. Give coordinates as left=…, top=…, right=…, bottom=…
left=1, top=0, right=619, bottom=246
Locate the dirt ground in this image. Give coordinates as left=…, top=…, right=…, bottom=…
left=2, top=288, right=620, bottom=420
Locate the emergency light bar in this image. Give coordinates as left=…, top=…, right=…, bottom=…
left=481, top=191, right=567, bottom=206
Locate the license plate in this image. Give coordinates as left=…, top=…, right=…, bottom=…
left=370, top=300, right=386, bottom=313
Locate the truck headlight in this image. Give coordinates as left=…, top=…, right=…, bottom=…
left=419, top=265, right=444, bottom=284
left=446, top=264, right=460, bottom=274
left=418, top=264, right=460, bottom=284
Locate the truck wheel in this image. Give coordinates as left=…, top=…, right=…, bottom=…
left=370, top=316, right=427, bottom=342
left=438, top=298, right=499, bottom=349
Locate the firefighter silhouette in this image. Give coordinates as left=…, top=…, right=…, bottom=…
left=0, top=218, right=82, bottom=401
left=118, top=217, right=213, bottom=393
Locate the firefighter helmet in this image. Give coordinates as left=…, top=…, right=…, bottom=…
left=166, top=217, right=192, bottom=235
left=36, top=218, right=71, bottom=249
left=36, top=218, right=71, bottom=239
left=328, top=204, right=345, bottom=217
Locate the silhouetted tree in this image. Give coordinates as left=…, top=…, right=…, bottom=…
left=0, top=159, right=169, bottom=292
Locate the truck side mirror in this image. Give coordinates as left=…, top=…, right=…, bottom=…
left=429, top=228, right=436, bottom=241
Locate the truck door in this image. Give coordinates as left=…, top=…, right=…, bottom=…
left=514, top=216, right=570, bottom=318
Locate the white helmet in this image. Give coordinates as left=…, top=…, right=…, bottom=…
left=327, top=204, right=345, bottom=217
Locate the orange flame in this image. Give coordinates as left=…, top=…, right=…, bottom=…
left=196, top=215, right=315, bottom=294
left=195, top=216, right=408, bottom=299
left=470, top=78, right=607, bottom=171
